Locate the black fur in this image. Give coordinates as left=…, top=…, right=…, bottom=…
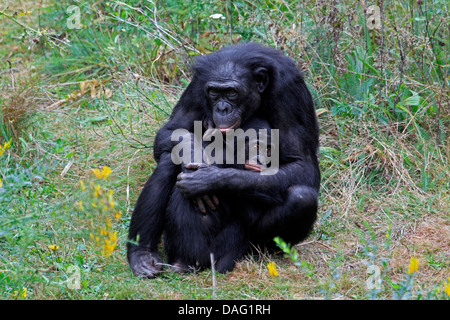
left=127, top=43, right=320, bottom=278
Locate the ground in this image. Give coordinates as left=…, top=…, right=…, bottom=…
left=0, top=0, right=448, bottom=300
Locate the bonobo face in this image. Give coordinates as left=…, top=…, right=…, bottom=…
left=205, top=62, right=268, bottom=132
left=205, top=79, right=245, bottom=132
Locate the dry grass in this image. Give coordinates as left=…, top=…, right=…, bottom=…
left=0, top=0, right=448, bottom=300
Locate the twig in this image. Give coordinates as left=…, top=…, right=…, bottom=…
left=296, top=239, right=336, bottom=251
left=0, top=10, right=41, bottom=35
left=210, top=253, right=217, bottom=299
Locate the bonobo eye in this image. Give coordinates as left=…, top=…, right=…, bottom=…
left=227, top=89, right=238, bottom=99
left=208, top=88, right=219, bottom=99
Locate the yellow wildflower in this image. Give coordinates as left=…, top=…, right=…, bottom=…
left=407, top=257, right=419, bottom=274
left=267, top=261, right=279, bottom=277
left=109, top=231, right=117, bottom=243
left=92, top=168, right=102, bottom=179
left=0, top=178, right=2, bottom=188
left=92, top=166, right=112, bottom=179
left=13, top=287, right=27, bottom=299
left=0, top=139, right=12, bottom=156
left=94, top=184, right=101, bottom=197
left=114, top=210, right=122, bottom=220
left=103, top=236, right=117, bottom=256
left=49, top=245, right=59, bottom=251
left=101, top=166, right=112, bottom=179
left=3, top=139, right=12, bottom=150
left=79, top=180, right=86, bottom=191
left=444, top=278, right=450, bottom=296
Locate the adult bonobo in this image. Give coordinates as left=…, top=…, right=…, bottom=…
left=127, top=43, right=320, bottom=278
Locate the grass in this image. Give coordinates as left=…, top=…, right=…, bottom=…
left=0, top=0, right=449, bottom=300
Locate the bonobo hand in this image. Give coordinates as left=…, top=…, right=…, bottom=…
left=176, top=163, right=221, bottom=213
left=128, top=248, right=163, bottom=278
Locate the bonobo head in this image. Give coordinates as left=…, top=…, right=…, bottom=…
left=203, top=61, right=269, bottom=132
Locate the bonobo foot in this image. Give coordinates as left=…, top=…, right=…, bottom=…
left=170, top=260, right=191, bottom=273
left=127, top=247, right=163, bottom=278
left=215, top=254, right=237, bottom=273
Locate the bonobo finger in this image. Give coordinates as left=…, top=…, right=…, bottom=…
left=137, top=263, right=160, bottom=279
left=129, top=250, right=163, bottom=279
left=196, top=197, right=207, bottom=214
left=184, top=163, right=200, bottom=170
left=185, top=163, right=208, bottom=170
left=245, top=160, right=263, bottom=172
left=202, top=195, right=216, bottom=211
left=212, top=195, right=220, bottom=206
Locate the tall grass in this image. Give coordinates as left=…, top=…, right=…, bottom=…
left=0, top=0, right=448, bottom=299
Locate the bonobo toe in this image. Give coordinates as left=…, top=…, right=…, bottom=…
left=170, top=261, right=191, bottom=273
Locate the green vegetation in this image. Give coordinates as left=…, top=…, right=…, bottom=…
left=0, top=0, right=448, bottom=300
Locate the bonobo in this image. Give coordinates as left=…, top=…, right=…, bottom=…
left=165, top=117, right=274, bottom=273
left=127, top=43, right=320, bottom=278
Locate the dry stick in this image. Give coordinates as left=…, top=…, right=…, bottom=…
left=210, top=253, right=217, bottom=299
left=45, top=78, right=112, bottom=110
left=228, top=0, right=234, bottom=44
left=435, top=80, right=445, bottom=145
left=7, top=60, right=14, bottom=90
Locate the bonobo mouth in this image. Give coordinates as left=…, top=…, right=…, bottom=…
left=217, top=118, right=241, bottom=133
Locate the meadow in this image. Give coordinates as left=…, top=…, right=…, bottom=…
left=0, top=0, right=448, bottom=300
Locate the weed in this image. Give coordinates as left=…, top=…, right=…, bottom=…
left=0, top=0, right=448, bottom=300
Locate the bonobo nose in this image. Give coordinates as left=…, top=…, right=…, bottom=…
left=217, top=102, right=231, bottom=115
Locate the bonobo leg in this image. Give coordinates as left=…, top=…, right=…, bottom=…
left=127, top=153, right=179, bottom=278
left=164, top=185, right=248, bottom=274
left=163, top=186, right=212, bottom=272
left=250, top=185, right=318, bottom=247
left=213, top=221, right=249, bottom=273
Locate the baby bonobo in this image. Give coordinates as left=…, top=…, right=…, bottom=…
left=165, top=118, right=273, bottom=273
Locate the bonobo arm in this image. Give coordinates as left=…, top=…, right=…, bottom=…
left=176, top=157, right=320, bottom=204
left=153, top=83, right=205, bottom=162
left=127, top=152, right=179, bottom=278
left=127, top=80, right=205, bottom=278
left=153, top=111, right=200, bottom=162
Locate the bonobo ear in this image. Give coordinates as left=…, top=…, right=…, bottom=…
left=254, top=67, right=269, bottom=93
